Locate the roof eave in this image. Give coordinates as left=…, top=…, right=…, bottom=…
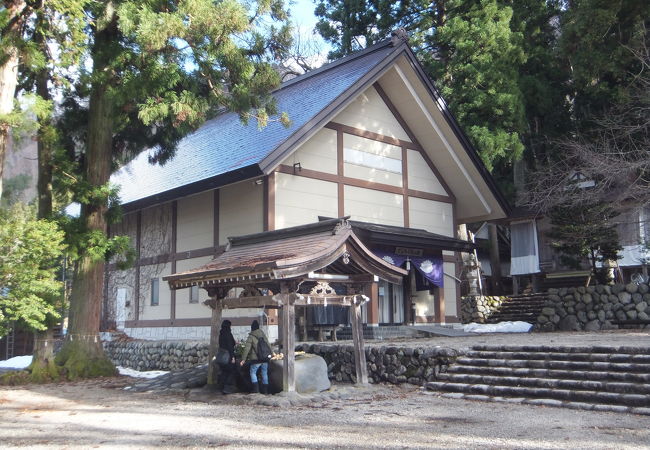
left=400, top=46, right=512, bottom=218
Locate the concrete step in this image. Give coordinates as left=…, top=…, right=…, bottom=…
left=432, top=392, right=650, bottom=416
left=465, top=350, right=650, bottom=364
left=455, top=357, right=650, bottom=373
left=436, top=373, right=650, bottom=395
left=426, top=381, right=650, bottom=407
left=446, top=364, right=650, bottom=383
left=470, top=345, right=650, bottom=354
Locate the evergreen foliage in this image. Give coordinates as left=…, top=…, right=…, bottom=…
left=547, top=202, right=622, bottom=283
left=0, top=203, right=65, bottom=337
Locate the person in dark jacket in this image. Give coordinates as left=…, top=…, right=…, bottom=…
left=239, top=320, right=272, bottom=394
left=218, top=319, right=237, bottom=394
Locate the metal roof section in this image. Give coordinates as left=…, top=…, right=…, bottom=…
left=112, top=40, right=399, bottom=209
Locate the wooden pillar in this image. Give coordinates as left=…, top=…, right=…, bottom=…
left=366, top=282, right=379, bottom=326
left=350, top=296, right=369, bottom=384
left=280, top=282, right=295, bottom=392
left=205, top=293, right=224, bottom=386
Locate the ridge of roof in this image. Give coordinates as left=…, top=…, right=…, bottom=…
left=277, top=39, right=395, bottom=90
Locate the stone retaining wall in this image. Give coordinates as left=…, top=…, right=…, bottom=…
left=103, top=340, right=210, bottom=371
left=459, top=295, right=506, bottom=323
left=535, top=282, right=650, bottom=331
left=103, top=339, right=461, bottom=386
left=296, top=343, right=460, bottom=385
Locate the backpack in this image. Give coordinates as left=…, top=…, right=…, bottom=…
left=255, top=335, right=272, bottom=362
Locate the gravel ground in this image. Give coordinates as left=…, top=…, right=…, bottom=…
left=2, top=330, right=650, bottom=449
left=1, top=377, right=650, bottom=449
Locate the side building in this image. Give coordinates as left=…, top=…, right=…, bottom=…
left=103, top=37, right=509, bottom=341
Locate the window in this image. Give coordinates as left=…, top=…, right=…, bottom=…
left=150, top=278, right=159, bottom=306
left=189, top=285, right=199, bottom=304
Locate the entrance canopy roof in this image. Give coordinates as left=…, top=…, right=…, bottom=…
left=163, top=217, right=408, bottom=292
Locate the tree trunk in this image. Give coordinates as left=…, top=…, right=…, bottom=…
left=27, top=11, right=64, bottom=381
left=0, top=0, right=27, bottom=200
left=55, top=7, right=118, bottom=379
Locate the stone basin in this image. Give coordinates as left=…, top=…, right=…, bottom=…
left=269, top=353, right=330, bottom=394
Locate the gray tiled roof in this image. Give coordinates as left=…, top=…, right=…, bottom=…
left=112, top=41, right=398, bottom=206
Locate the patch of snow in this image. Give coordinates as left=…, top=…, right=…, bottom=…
left=117, top=366, right=168, bottom=379
left=463, top=321, right=533, bottom=333
left=0, top=355, right=33, bottom=369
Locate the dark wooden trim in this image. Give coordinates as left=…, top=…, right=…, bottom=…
left=134, top=211, right=142, bottom=321
left=276, top=164, right=453, bottom=204
left=442, top=254, right=457, bottom=263
left=399, top=45, right=510, bottom=215
left=108, top=246, right=224, bottom=272
left=407, top=189, right=454, bottom=204
left=374, top=81, right=457, bottom=201
left=124, top=316, right=260, bottom=328
left=170, top=201, right=178, bottom=321
left=337, top=127, right=345, bottom=217
left=266, top=172, right=275, bottom=231
left=213, top=189, right=220, bottom=247
left=413, top=148, right=456, bottom=201
left=258, top=44, right=407, bottom=174
left=402, top=146, right=409, bottom=228
left=373, top=82, right=421, bottom=147
left=444, top=315, right=460, bottom=323
left=328, top=121, right=418, bottom=149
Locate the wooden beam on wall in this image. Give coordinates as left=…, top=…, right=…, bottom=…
left=170, top=201, right=178, bottom=320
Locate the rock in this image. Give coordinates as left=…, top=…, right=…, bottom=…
left=615, top=310, right=627, bottom=321
left=587, top=311, right=597, bottom=320
left=541, top=322, right=556, bottom=332
left=583, top=293, right=593, bottom=304
left=577, top=311, right=588, bottom=323
left=558, top=315, right=580, bottom=331
left=618, top=292, right=632, bottom=304
left=597, top=310, right=606, bottom=322
left=541, top=307, right=556, bottom=316
left=584, top=320, right=601, bottom=332
left=636, top=301, right=648, bottom=312
left=626, top=310, right=638, bottom=320
left=625, top=282, right=639, bottom=294
left=639, top=312, right=649, bottom=321
left=269, top=353, right=331, bottom=394
left=639, top=284, right=649, bottom=294
left=537, top=315, right=548, bottom=324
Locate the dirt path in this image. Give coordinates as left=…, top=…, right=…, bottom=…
left=1, top=377, right=649, bottom=449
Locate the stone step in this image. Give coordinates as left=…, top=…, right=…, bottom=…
left=436, top=373, right=650, bottom=395
left=470, top=345, right=650, bottom=354
left=433, top=392, right=650, bottom=416
left=465, top=350, right=650, bottom=364
left=455, top=357, right=650, bottom=372
left=425, top=382, right=650, bottom=407
left=446, top=364, right=650, bottom=383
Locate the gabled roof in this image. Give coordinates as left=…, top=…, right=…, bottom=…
left=112, top=38, right=510, bottom=219
left=163, top=217, right=408, bottom=289
left=113, top=41, right=400, bottom=211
